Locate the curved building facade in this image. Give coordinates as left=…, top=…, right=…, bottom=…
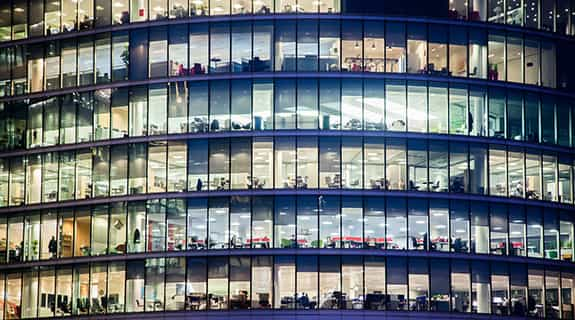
left=0, top=0, right=575, bottom=319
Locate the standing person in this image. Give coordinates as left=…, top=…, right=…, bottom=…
left=48, top=236, right=58, bottom=258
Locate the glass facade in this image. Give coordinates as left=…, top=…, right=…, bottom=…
left=1, top=80, right=575, bottom=152
left=0, top=256, right=571, bottom=317
left=0, top=196, right=572, bottom=262
left=0, top=19, right=573, bottom=99
left=2, top=0, right=575, bottom=40
left=0, top=138, right=574, bottom=207
left=0, top=0, right=574, bottom=319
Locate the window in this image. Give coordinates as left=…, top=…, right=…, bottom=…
left=275, top=21, right=296, bottom=72
left=506, top=35, right=522, bottom=83
left=429, top=140, right=448, bottom=192
left=342, top=256, right=363, bottom=309
left=489, top=145, right=507, bottom=197
left=187, top=257, right=207, bottom=308
left=167, top=201, right=186, bottom=250
left=450, top=26, right=467, bottom=77
left=148, top=84, right=167, bottom=135
left=507, top=91, right=523, bottom=140
left=208, top=257, right=229, bottom=310
left=319, top=137, right=340, bottom=189
left=150, top=0, right=168, bottom=20
left=297, top=20, right=318, bottom=72
left=92, top=206, right=110, bottom=255
left=488, top=32, right=505, bottom=81
left=409, top=258, right=429, bottom=311
left=275, top=197, right=296, bottom=248
left=253, top=21, right=273, bottom=71
left=189, top=24, right=208, bottom=74
left=320, top=21, right=340, bottom=72
left=128, top=202, right=146, bottom=253
left=472, top=261, right=491, bottom=313
left=541, top=41, right=556, bottom=88
left=297, top=79, right=318, bottom=129
left=525, top=38, right=539, bottom=85
left=252, top=197, right=273, bottom=248
left=364, top=79, right=385, bottom=130
left=112, top=32, right=129, bottom=81
left=275, top=80, right=296, bottom=129
left=149, top=27, right=168, bottom=78
left=78, top=39, right=94, bottom=86
left=386, top=22, right=406, bottom=73
left=130, top=30, right=148, bottom=81
left=508, top=148, right=524, bottom=198
left=230, top=256, right=250, bottom=309
left=90, top=263, right=107, bottom=314
left=387, top=198, right=407, bottom=250
left=169, top=25, right=188, bottom=76
left=491, top=263, right=509, bottom=315
left=168, top=82, right=188, bottom=133
left=408, top=140, right=428, bottom=191
left=230, top=138, right=251, bottom=190
left=209, top=198, right=229, bottom=249
left=126, top=260, right=145, bottom=312
left=509, top=208, right=526, bottom=257
left=297, top=196, right=318, bottom=248
left=145, top=258, right=165, bottom=311
left=342, top=138, right=362, bottom=189
left=469, top=29, right=487, bottom=79
left=250, top=80, right=273, bottom=131
left=429, top=82, right=448, bottom=133
left=342, top=197, right=362, bottom=248
left=488, top=88, right=505, bottom=138
left=74, top=210, right=91, bottom=257
left=386, top=139, right=406, bottom=190
left=211, top=0, right=230, bottom=15
left=386, top=257, right=407, bottom=310
left=428, top=25, right=448, bottom=76
left=341, top=79, right=362, bottom=130
left=109, top=204, right=127, bottom=254
left=187, top=199, right=207, bottom=249
left=341, top=21, right=362, bottom=72
left=297, top=137, right=318, bottom=189
left=252, top=138, right=273, bottom=189
left=190, top=0, right=208, bottom=15
left=524, top=0, right=538, bottom=28
left=408, top=25, right=426, bottom=74
left=471, top=203, right=489, bottom=254
left=319, top=256, right=341, bottom=308
left=407, top=81, right=427, bottom=133
left=61, top=40, right=77, bottom=88
left=386, top=80, right=406, bottom=131
left=319, top=79, right=340, bottom=130
left=364, top=137, right=385, bottom=190
left=188, top=140, right=208, bottom=191
left=274, top=256, right=295, bottom=308
left=449, top=85, right=468, bottom=135
left=451, top=260, right=471, bottom=312
left=408, top=199, right=428, bottom=251
left=45, top=0, right=60, bottom=35
left=62, top=0, right=77, bottom=32
left=209, top=139, right=229, bottom=191
left=450, top=201, right=469, bottom=253
left=210, top=23, right=230, bottom=73
left=527, top=208, right=543, bottom=259
left=232, top=22, right=252, bottom=72
left=297, top=256, right=318, bottom=309
left=490, top=205, right=508, bottom=255
left=108, top=262, right=126, bottom=313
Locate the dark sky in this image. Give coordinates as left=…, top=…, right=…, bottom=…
left=342, top=0, right=449, bottom=18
